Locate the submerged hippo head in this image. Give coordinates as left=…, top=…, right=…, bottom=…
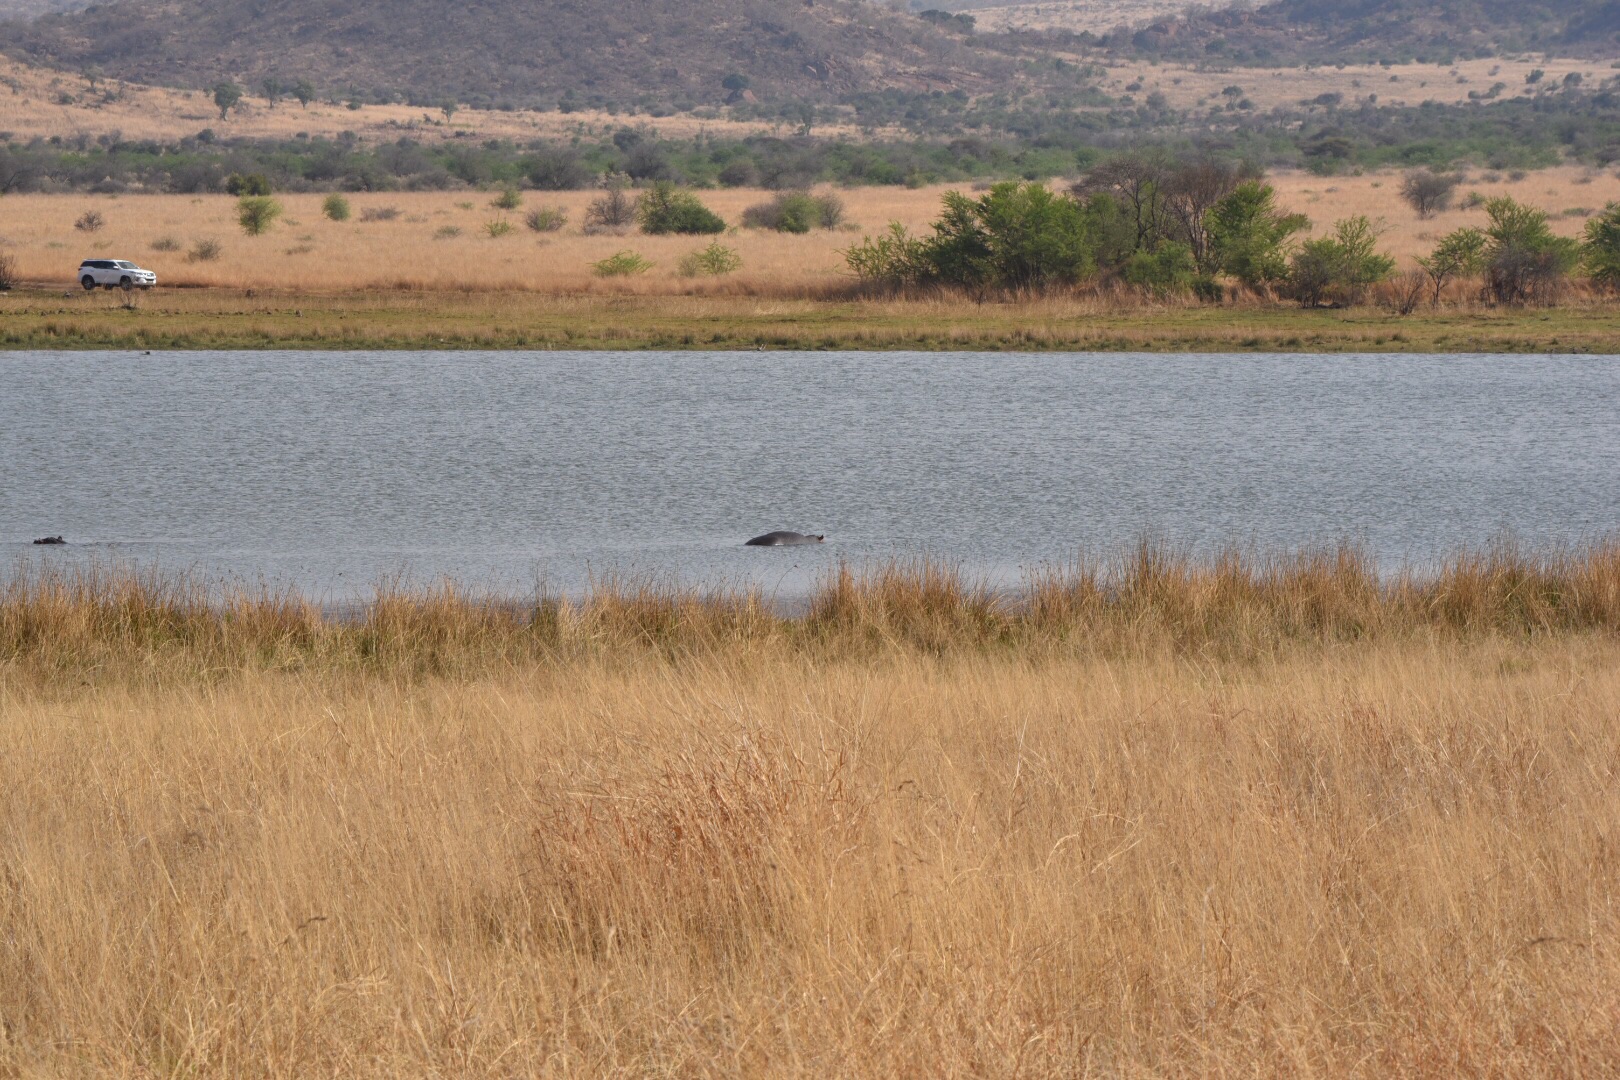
left=32, top=535, right=66, bottom=545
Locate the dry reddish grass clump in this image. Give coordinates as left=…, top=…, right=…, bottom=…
left=2, top=549, right=1619, bottom=1075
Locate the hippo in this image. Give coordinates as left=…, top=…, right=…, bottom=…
left=32, top=535, right=66, bottom=545
left=745, top=531, right=825, bottom=547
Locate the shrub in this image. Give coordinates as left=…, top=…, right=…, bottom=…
left=525, top=146, right=592, bottom=190
left=741, top=190, right=845, bottom=233
left=927, top=182, right=1096, bottom=291
left=483, top=218, right=514, bottom=238
left=0, top=251, right=16, bottom=291
left=842, top=223, right=932, bottom=288
left=1122, top=241, right=1197, bottom=296
left=638, top=182, right=726, bottom=235
left=237, top=196, right=283, bottom=236
left=225, top=173, right=271, bottom=196
left=322, top=194, right=351, bottom=222
left=1288, top=216, right=1395, bottom=307
left=433, top=225, right=462, bottom=239
left=1400, top=169, right=1461, bottom=219
left=1581, top=202, right=1620, bottom=289
left=678, top=241, right=743, bottom=277
left=1416, top=227, right=1487, bottom=304
left=186, top=239, right=222, bottom=262
left=1206, top=181, right=1309, bottom=290
left=584, top=173, right=637, bottom=233
left=1481, top=197, right=1579, bottom=304
left=491, top=186, right=523, bottom=211
left=845, top=182, right=1095, bottom=293
left=150, top=236, right=181, bottom=252
left=593, top=250, right=653, bottom=276
left=359, top=206, right=400, bottom=222
left=74, top=210, right=105, bottom=233
left=525, top=206, right=568, bottom=232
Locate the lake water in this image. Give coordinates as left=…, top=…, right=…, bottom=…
left=3, top=350, right=1617, bottom=599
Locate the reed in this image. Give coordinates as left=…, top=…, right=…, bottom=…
left=6, top=540, right=1618, bottom=681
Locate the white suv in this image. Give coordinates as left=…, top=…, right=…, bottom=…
left=78, top=259, right=157, bottom=290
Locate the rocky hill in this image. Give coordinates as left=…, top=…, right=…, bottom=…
left=2, top=0, right=1005, bottom=108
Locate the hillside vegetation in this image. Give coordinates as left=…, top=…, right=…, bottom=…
left=2, top=0, right=1006, bottom=109
left=1110, top=0, right=1620, bottom=64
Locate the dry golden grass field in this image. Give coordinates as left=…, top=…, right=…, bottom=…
left=0, top=57, right=850, bottom=146
left=3, top=548, right=1619, bottom=1076
left=4, top=167, right=1618, bottom=295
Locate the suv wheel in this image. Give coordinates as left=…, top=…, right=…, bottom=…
left=119, top=276, right=133, bottom=290
left=82, top=276, right=97, bottom=290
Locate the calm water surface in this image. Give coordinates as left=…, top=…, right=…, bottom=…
left=3, top=350, right=1617, bottom=598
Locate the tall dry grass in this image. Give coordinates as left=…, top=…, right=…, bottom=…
left=4, top=168, right=1618, bottom=295
left=2, top=549, right=1618, bottom=1075
left=6, top=541, right=1620, bottom=678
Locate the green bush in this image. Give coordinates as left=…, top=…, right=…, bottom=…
left=678, top=241, right=743, bottom=278
left=932, top=182, right=1096, bottom=291
left=1416, top=227, right=1486, bottom=304
left=1481, top=197, right=1579, bottom=304
left=525, top=206, right=568, bottom=232
left=1122, top=241, right=1197, bottom=296
left=637, top=182, right=726, bottom=235
left=225, top=173, right=271, bottom=196
left=844, top=182, right=1096, bottom=292
left=1288, top=216, right=1395, bottom=307
left=491, top=186, right=523, bottom=211
left=322, top=194, right=351, bottom=222
left=1581, top=202, right=1620, bottom=290
left=483, top=219, right=514, bottom=238
left=236, top=196, right=283, bottom=236
left=842, top=223, right=932, bottom=288
left=1206, top=181, right=1309, bottom=290
left=593, top=250, right=654, bottom=276
left=742, top=190, right=845, bottom=233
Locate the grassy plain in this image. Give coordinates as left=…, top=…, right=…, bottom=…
left=5, top=169, right=1620, bottom=350
left=3, top=548, right=1619, bottom=1076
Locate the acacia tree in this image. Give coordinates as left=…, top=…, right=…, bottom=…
left=1289, top=216, right=1394, bottom=307
left=1073, top=152, right=1171, bottom=255
left=1581, top=202, right=1620, bottom=290
left=237, top=195, right=283, bottom=235
left=1481, top=197, right=1579, bottom=304
left=213, top=81, right=244, bottom=120
left=1415, top=227, right=1486, bottom=304
left=1400, top=169, right=1461, bottom=219
left=1161, top=157, right=1257, bottom=271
